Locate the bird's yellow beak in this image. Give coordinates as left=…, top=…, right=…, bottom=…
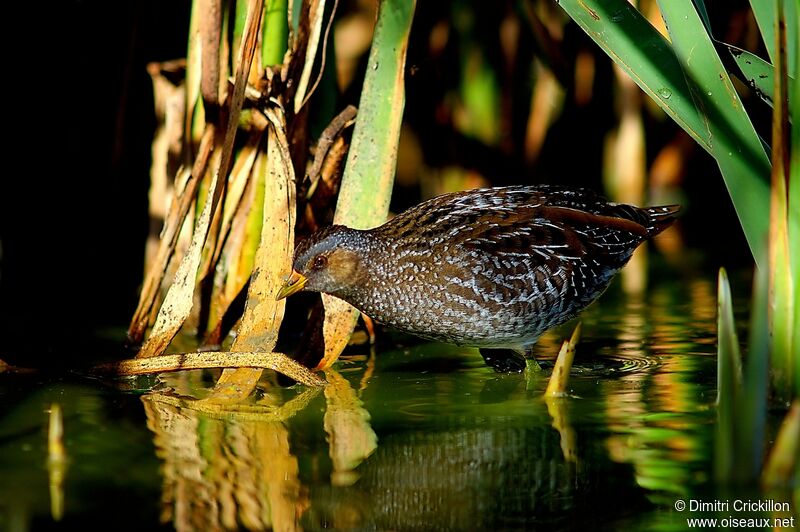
left=276, top=270, right=308, bottom=300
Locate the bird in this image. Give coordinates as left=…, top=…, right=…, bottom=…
left=276, top=185, right=679, bottom=372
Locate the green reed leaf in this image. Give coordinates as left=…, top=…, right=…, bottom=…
left=557, top=0, right=771, bottom=265
left=262, top=0, right=288, bottom=66
left=750, top=0, right=798, bottom=77
left=315, top=0, right=417, bottom=369
left=658, top=0, right=771, bottom=268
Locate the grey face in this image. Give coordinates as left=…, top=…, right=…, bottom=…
left=291, top=226, right=366, bottom=296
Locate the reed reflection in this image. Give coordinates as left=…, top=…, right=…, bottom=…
left=143, top=391, right=313, bottom=531
left=143, top=366, right=379, bottom=531
left=323, top=369, right=378, bottom=487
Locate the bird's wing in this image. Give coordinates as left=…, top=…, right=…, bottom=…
left=455, top=204, right=649, bottom=265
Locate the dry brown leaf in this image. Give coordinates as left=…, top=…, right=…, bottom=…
left=201, top=131, right=262, bottom=283
left=137, top=170, right=224, bottom=358
left=204, top=107, right=299, bottom=403
left=129, top=125, right=215, bottom=342
left=183, top=0, right=204, bottom=146
left=306, top=104, right=356, bottom=196
left=203, top=151, right=260, bottom=339
left=198, top=0, right=265, bottom=294
left=314, top=295, right=361, bottom=370
left=145, top=61, right=186, bottom=272
left=293, top=0, right=326, bottom=112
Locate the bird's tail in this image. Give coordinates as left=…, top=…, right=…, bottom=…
left=645, top=205, right=681, bottom=237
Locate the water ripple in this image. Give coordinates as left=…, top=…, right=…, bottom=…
left=567, top=352, right=661, bottom=377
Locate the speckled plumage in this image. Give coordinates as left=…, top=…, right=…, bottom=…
left=285, top=185, right=678, bottom=355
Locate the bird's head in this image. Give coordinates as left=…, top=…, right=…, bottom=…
left=276, top=225, right=367, bottom=300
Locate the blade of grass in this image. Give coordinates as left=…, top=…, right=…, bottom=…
left=750, top=1, right=777, bottom=63
left=692, top=1, right=794, bottom=110
left=329, top=0, right=415, bottom=230
left=657, top=0, right=771, bottom=267
left=739, top=258, right=770, bottom=482
left=556, top=1, right=711, bottom=153
left=558, top=0, right=771, bottom=264
left=314, top=0, right=417, bottom=370
left=720, top=44, right=778, bottom=107
left=791, top=7, right=800, bottom=397
left=716, top=264, right=771, bottom=485
left=715, top=267, right=742, bottom=483
left=762, top=400, right=800, bottom=487
left=769, top=0, right=794, bottom=403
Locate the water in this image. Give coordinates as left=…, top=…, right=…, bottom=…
left=1, top=274, right=796, bottom=530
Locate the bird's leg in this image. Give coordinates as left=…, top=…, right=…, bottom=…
left=360, top=314, right=377, bottom=345
left=522, top=347, right=542, bottom=388
left=524, top=346, right=542, bottom=373
left=479, top=348, right=527, bottom=373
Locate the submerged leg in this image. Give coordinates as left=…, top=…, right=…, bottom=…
left=522, top=347, right=542, bottom=388
left=524, top=346, right=541, bottom=373
left=479, top=348, right=527, bottom=373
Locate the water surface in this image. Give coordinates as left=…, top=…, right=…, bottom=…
left=1, top=274, right=796, bottom=530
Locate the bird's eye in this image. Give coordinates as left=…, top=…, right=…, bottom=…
left=312, top=255, right=328, bottom=270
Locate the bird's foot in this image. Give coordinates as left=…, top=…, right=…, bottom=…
left=524, top=357, right=542, bottom=373
left=479, top=348, right=528, bottom=373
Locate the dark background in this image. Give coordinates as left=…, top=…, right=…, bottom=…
left=1, top=1, right=191, bottom=364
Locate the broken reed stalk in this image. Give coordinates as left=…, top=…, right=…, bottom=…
left=94, top=351, right=326, bottom=387
left=545, top=323, right=582, bottom=397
